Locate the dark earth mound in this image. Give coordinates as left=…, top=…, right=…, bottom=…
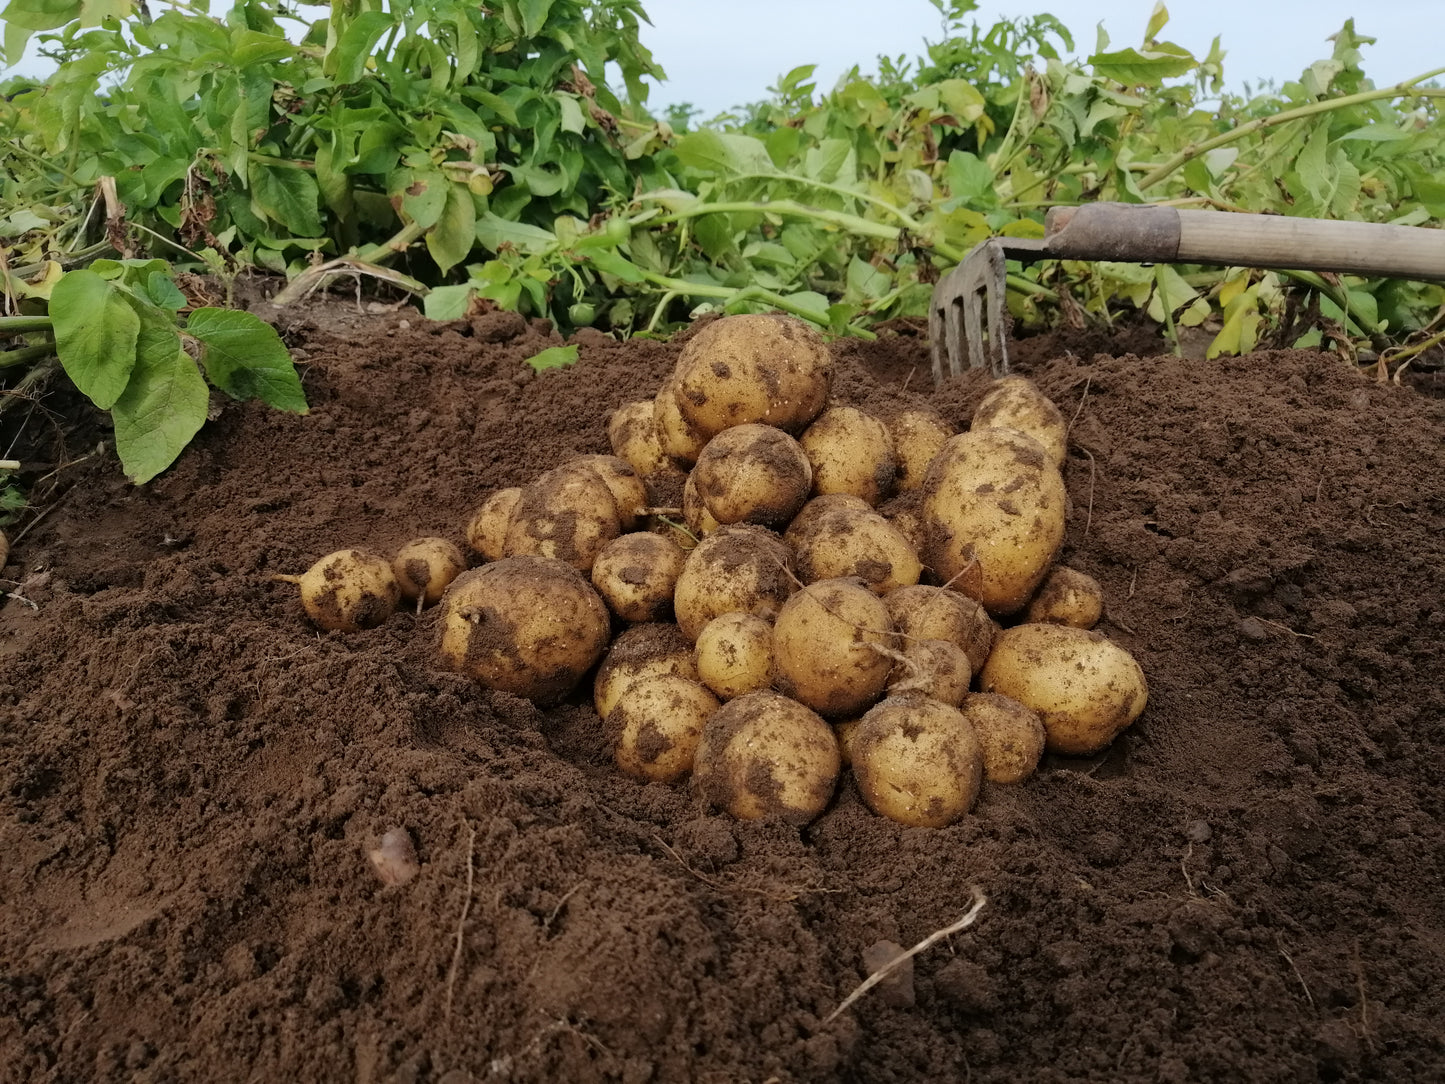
left=2, top=292, right=1442, bottom=1083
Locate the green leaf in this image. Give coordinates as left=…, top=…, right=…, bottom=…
left=674, top=130, right=774, bottom=175
left=424, top=284, right=475, bottom=321
left=1144, top=2, right=1169, bottom=43
left=330, top=10, right=395, bottom=85
left=144, top=271, right=187, bottom=311
left=110, top=328, right=209, bottom=485
left=475, top=212, right=558, bottom=255
left=249, top=163, right=323, bottom=237
left=186, top=308, right=309, bottom=413
left=587, top=248, right=645, bottom=283
left=556, top=92, right=586, bottom=135
left=944, top=150, right=994, bottom=205
left=1, top=0, right=83, bottom=32
left=525, top=344, right=578, bottom=372
left=518, top=0, right=554, bottom=37
left=50, top=269, right=141, bottom=410
left=426, top=183, right=477, bottom=274
left=1089, top=42, right=1195, bottom=85
left=397, top=167, right=448, bottom=230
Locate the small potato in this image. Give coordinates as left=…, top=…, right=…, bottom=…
left=691, top=424, right=812, bottom=529
left=980, top=623, right=1147, bottom=755
left=772, top=578, right=895, bottom=717
left=591, top=532, right=687, bottom=622
left=884, top=585, right=997, bottom=674
left=654, top=381, right=709, bottom=466
left=609, top=399, right=686, bottom=481
left=392, top=537, right=466, bottom=608
left=960, top=693, right=1046, bottom=784
left=1025, top=566, right=1104, bottom=629
left=671, top=314, right=833, bottom=439
left=784, top=494, right=921, bottom=595
left=922, top=427, right=1067, bottom=615
left=504, top=464, right=621, bottom=572
left=798, top=406, right=896, bottom=505
left=466, top=487, right=523, bottom=561
left=682, top=474, right=721, bottom=538
left=971, top=374, right=1068, bottom=468
left=439, top=556, right=610, bottom=705
left=695, top=612, right=773, bottom=700
left=834, top=716, right=864, bottom=766
left=693, top=691, right=840, bottom=824
left=851, top=697, right=983, bottom=828
left=568, top=454, right=650, bottom=530
left=888, top=407, right=954, bottom=492
left=593, top=623, right=699, bottom=720
left=612, top=675, right=721, bottom=783
left=280, top=548, right=401, bottom=631
left=886, top=638, right=971, bottom=707
left=672, top=525, right=795, bottom=641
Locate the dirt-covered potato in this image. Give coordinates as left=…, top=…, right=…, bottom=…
left=691, top=424, right=812, bottom=529
left=612, top=675, right=721, bottom=783
left=772, top=578, right=896, bottom=717
left=504, top=464, right=621, bottom=572
left=960, top=693, right=1046, bottom=784
left=466, top=487, right=523, bottom=561
left=980, top=623, right=1147, bottom=755
left=392, top=537, right=466, bottom=608
left=834, top=716, right=864, bottom=766
left=608, top=399, right=686, bottom=481
left=921, top=427, right=1067, bottom=615
left=886, top=638, right=971, bottom=707
left=569, top=454, right=650, bottom=531
left=971, top=375, right=1068, bottom=468
left=672, top=525, right=795, bottom=641
left=1025, top=566, right=1104, bottom=629
left=654, top=380, right=709, bottom=466
left=693, top=690, right=840, bottom=824
left=784, top=494, right=921, bottom=594
left=878, top=492, right=927, bottom=558
left=590, top=531, right=687, bottom=622
left=593, top=623, right=699, bottom=720
left=279, top=549, right=401, bottom=632
left=798, top=406, right=896, bottom=505
left=670, top=313, right=833, bottom=439
left=850, top=696, right=984, bottom=827
left=439, top=556, right=610, bottom=705
left=884, top=585, right=997, bottom=674
left=682, top=474, right=721, bottom=538
left=694, top=612, right=773, bottom=700
left=888, top=407, right=954, bottom=492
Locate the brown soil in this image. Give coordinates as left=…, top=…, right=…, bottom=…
left=2, top=294, right=1443, bottom=1083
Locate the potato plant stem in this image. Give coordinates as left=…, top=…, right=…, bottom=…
left=643, top=199, right=902, bottom=245
left=0, top=342, right=54, bottom=369
left=0, top=316, right=53, bottom=334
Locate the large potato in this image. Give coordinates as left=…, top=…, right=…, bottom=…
left=694, top=612, right=774, bottom=700
left=466, top=487, right=523, bottom=561
left=609, top=399, right=686, bottom=481
left=971, top=375, right=1068, bottom=468
left=671, top=314, right=833, bottom=438
left=884, top=585, right=996, bottom=674
left=568, top=454, right=650, bottom=531
left=691, top=423, right=812, bottom=529
left=590, top=531, right=687, bottom=622
left=504, top=464, right=621, bottom=572
left=921, top=428, right=1066, bottom=616
left=772, top=578, right=895, bottom=717
left=784, top=494, right=921, bottom=595
left=888, top=407, right=954, bottom=492
left=593, top=622, right=698, bottom=719
left=612, top=675, right=720, bottom=783
left=693, top=691, right=840, bottom=824
left=672, top=525, right=795, bottom=641
left=960, top=693, right=1046, bottom=784
left=1025, top=566, right=1105, bottom=629
left=851, top=697, right=984, bottom=827
left=979, top=623, right=1147, bottom=755
left=439, top=557, right=610, bottom=705
left=798, top=406, right=896, bottom=505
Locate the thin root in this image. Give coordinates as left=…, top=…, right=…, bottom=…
left=444, top=821, right=477, bottom=1018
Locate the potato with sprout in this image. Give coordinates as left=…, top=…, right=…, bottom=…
left=392, top=537, right=465, bottom=611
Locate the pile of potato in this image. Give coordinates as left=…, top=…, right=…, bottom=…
left=279, top=313, right=1147, bottom=829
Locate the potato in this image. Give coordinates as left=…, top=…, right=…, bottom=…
left=772, top=578, right=895, bottom=717
left=504, top=464, right=621, bottom=572
left=438, top=556, right=610, bottom=705
left=609, top=399, right=685, bottom=481
left=466, top=487, right=523, bottom=561
left=590, top=531, right=687, bottom=622
left=971, top=375, right=1068, bottom=469
left=979, top=623, right=1148, bottom=755
left=798, top=406, right=895, bottom=505
left=278, top=548, right=401, bottom=632
left=670, top=313, right=833, bottom=438
left=672, top=525, right=795, bottom=641
left=850, top=696, right=984, bottom=827
left=612, top=675, right=721, bottom=783
left=654, top=380, right=708, bottom=466
left=569, top=454, right=650, bottom=530
left=694, top=612, right=773, bottom=700
left=693, top=690, right=840, bottom=824
left=784, top=494, right=921, bottom=595
left=878, top=492, right=927, bottom=557
left=834, top=716, right=864, bottom=767
left=392, top=537, right=466, bottom=609
left=921, top=427, right=1066, bottom=615
left=1025, top=566, right=1104, bottom=629
left=593, top=622, right=698, bottom=720
left=886, top=638, right=971, bottom=707
left=960, top=693, right=1046, bottom=784
left=691, top=423, right=812, bottom=529
left=888, top=407, right=954, bottom=492
left=884, top=585, right=996, bottom=674
left=682, top=473, right=721, bottom=537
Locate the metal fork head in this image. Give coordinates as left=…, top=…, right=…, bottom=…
left=930, top=236, right=1049, bottom=381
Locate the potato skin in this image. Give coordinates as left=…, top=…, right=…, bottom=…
left=888, top=407, right=954, bottom=492
left=295, top=549, right=401, bottom=631
left=672, top=525, right=795, bottom=641
left=392, top=537, right=466, bottom=606
left=439, top=557, right=610, bottom=705
left=593, top=622, right=698, bottom=719
left=851, top=697, right=984, bottom=828
left=960, top=693, right=1046, bottom=784
left=466, top=487, right=523, bottom=561
left=979, top=623, right=1147, bottom=755
left=612, top=675, right=720, bottom=783
left=591, top=531, right=687, bottom=622
left=694, top=612, right=774, bottom=700
left=693, top=691, right=840, bottom=824
left=682, top=473, right=721, bottom=538
left=886, top=638, right=971, bottom=707
left=504, top=464, right=622, bottom=572
left=691, top=424, right=812, bottom=529
left=799, top=406, right=896, bottom=505
left=785, top=494, right=921, bottom=595
left=1025, top=566, right=1104, bottom=629
left=671, top=314, right=833, bottom=438
left=654, top=381, right=709, bottom=466
left=609, top=399, right=686, bottom=481
left=971, top=375, right=1068, bottom=468
left=772, top=578, right=895, bottom=717
left=884, top=585, right=996, bottom=674
left=568, top=454, right=650, bottom=531
left=922, top=428, right=1067, bottom=616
